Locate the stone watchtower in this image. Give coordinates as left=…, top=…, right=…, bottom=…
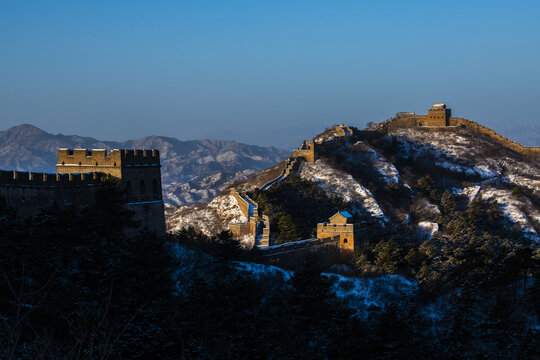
left=293, top=139, right=317, bottom=162
left=57, top=148, right=165, bottom=234
left=426, top=103, right=451, bottom=126
left=316, top=211, right=365, bottom=258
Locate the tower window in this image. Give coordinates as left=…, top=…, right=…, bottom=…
left=343, top=238, right=348, bottom=244
left=68, top=149, right=74, bottom=156
left=140, top=180, right=145, bottom=195
left=86, top=149, right=92, bottom=157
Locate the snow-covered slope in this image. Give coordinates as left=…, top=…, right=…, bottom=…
left=170, top=241, right=418, bottom=318
left=167, top=125, right=540, bottom=245
left=391, top=128, right=539, bottom=190
left=166, top=194, right=246, bottom=236
left=164, top=169, right=257, bottom=206
left=300, top=159, right=386, bottom=220
left=346, top=141, right=399, bottom=183
left=389, top=127, right=540, bottom=241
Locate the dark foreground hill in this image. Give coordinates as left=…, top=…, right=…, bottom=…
left=1, top=157, right=538, bottom=359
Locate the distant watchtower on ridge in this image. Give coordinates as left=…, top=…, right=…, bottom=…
left=426, top=103, right=451, bottom=126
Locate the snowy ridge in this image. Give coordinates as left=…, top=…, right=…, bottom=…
left=388, top=127, right=540, bottom=239
left=166, top=194, right=246, bottom=236
left=300, top=159, right=387, bottom=220
left=233, top=257, right=418, bottom=318
left=480, top=188, right=539, bottom=241
left=164, top=169, right=257, bottom=206
left=390, top=129, right=498, bottom=179
left=391, top=128, right=540, bottom=189
left=352, top=141, right=399, bottom=183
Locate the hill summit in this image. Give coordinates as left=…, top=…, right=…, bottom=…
left=167, top=103, right=540, bottom=249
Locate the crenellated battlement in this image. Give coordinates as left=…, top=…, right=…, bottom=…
left=57, top=149, right=121, bottom=170
left=57, top=148, right=160, bottom=168
left=120, top=149, right=160, bottom=166
left=0, top=169, right=105, bottom=187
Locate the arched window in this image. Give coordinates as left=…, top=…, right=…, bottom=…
left=140, top=180, right=145, bottom=195
left=126, top=181, right=132, bottom=196
left=152, top=179, right=159, bottom=194
left=343, top=238, right=348, bottom=244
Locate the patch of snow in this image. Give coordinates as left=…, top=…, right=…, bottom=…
left=232, top=259, right=418, bottom=319
left=237, top=234, right=255, bottom=249
left=208, top=194, right=247, bottom=224
left=324, top=273, right=418, bottom=318
left=216, top=151, right=239, bottom=163
left=234, top=261, right=292, bottom=281
left=480, top=188, right=539, bottom=241
left=462, top=185, right=482, bottom=201
left=418, top=221, right=439, bottom=239
left=300, top=159, right=387, bottom=220
left=166, top=194, right=246, bottom=236
left=351, top=141, right=400, bottom=183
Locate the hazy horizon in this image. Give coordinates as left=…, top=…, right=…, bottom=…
left=1, top=1, right=539, bottom=148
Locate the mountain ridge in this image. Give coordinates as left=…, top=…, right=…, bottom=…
left=167, top=123, right=540, bottom=245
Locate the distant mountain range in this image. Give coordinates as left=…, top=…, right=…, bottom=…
left=500, top=125, right=540, bottom=147
left=0, top=124, right=289, bottom=206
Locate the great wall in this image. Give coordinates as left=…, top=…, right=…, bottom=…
left=227, top=103, right=539, bottom=262
left=228, top=123, right=364, bottom=261
left=0, top=148, right=166, bottom=234
left=228, top=189, right=271, bottom=247
left=0, top=103, right=537, bottom=256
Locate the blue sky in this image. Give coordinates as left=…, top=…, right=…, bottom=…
left=1, top=0, right=539, bottom=148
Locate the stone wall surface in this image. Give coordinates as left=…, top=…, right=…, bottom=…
left=261, top=236, right=341, bottom=269
left=229, top=189, right=250, bottom=219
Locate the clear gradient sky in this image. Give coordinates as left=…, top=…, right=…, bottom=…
left=1, top=1, right=539, bottom=148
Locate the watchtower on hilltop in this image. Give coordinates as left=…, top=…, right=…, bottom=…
left=425, top=103, right=451, bottom=126
left=293, top=139, right=317, bottom=162
left=57, top=149, right=163, bottom=203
